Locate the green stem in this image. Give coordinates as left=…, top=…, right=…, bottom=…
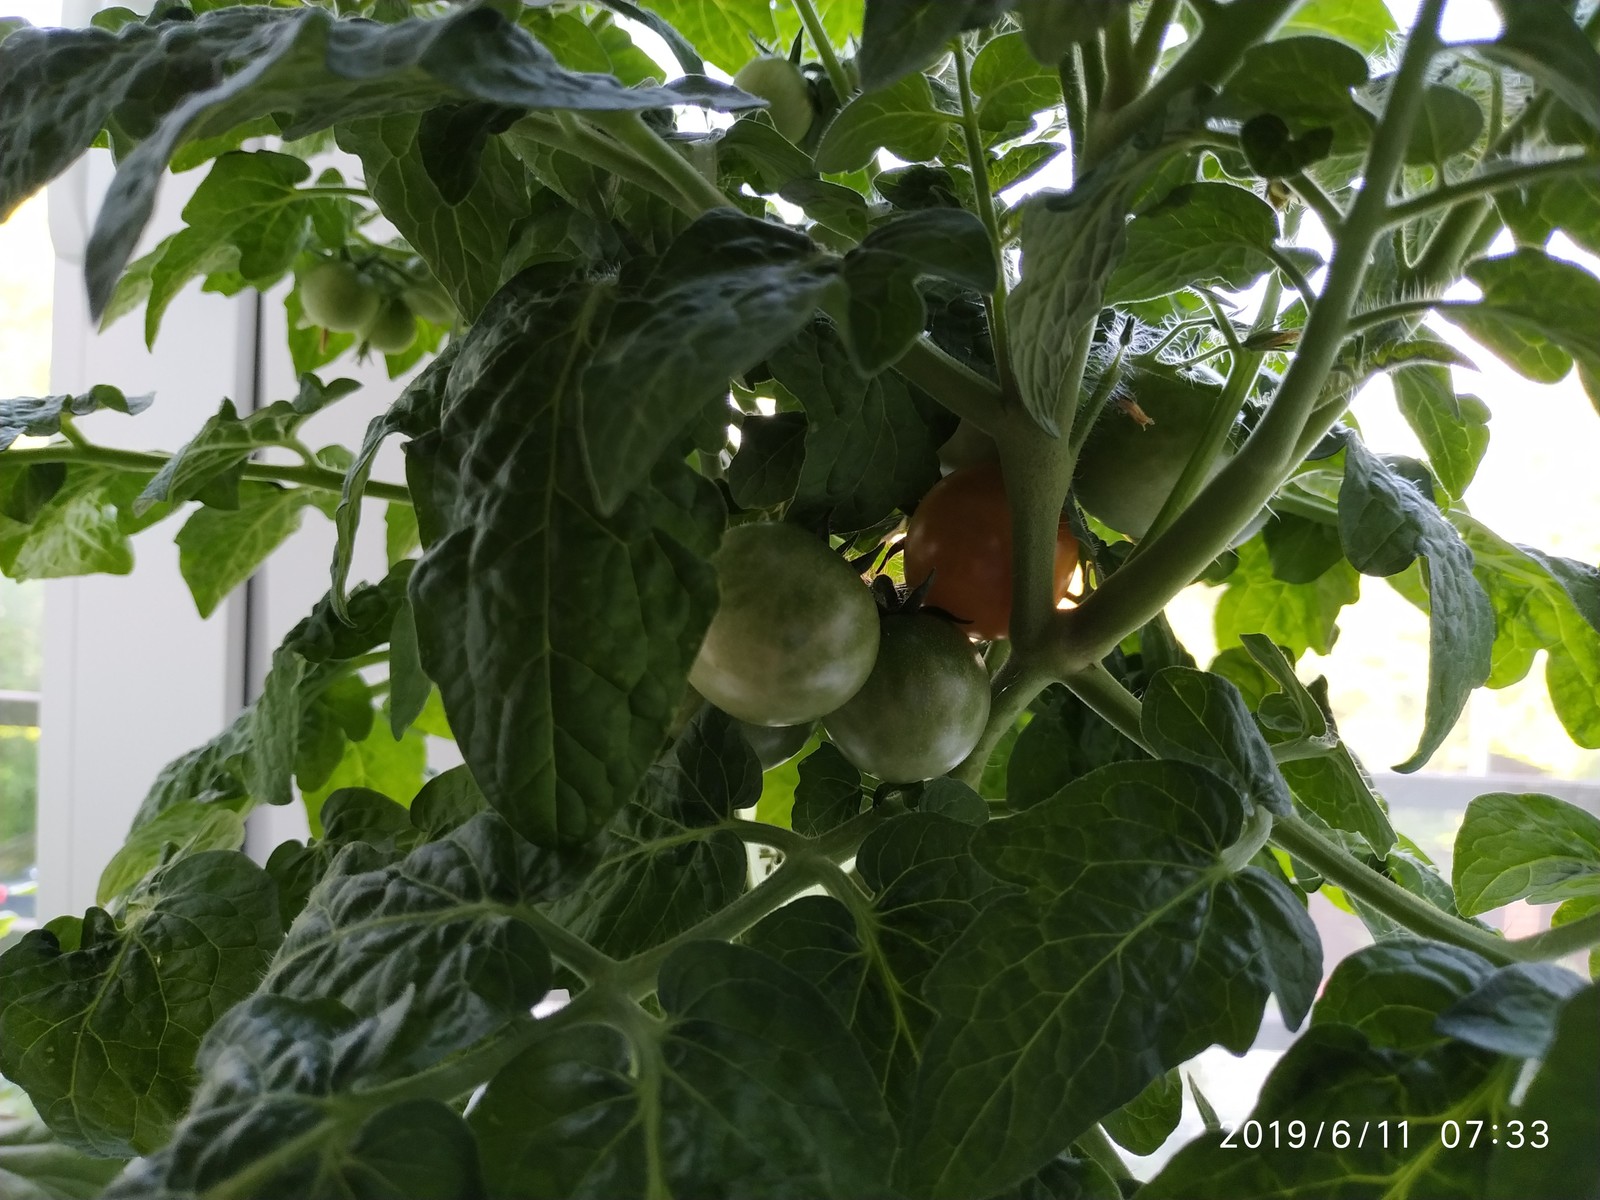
left=517, top=908, right=617, bottom=982
left=1270, top=813, right=1519, bottom=967
left=791, top=0, right=851, bottom=102
left=1060, top=50, right=1088, bottom=175
left=1085, top=0, right=1297, bottom=166
left=1061, top=661, right=1145, bottom=745
left=1287, top=171, right=1343, bottom=231
left=1130, top=0, right=1180, bottom=85
left=1080, top=36, right=1107, bottom=122
left=1385, top=154, right=1600, bottom=229
left=2, top=442, right=411, bottom=504
left=1347, top=296, right=1460, bottom=333
left=953, top=654, right=1051, bottom=786
left=509, top=114, right=690, bottom=210
left=953, top=34, right=1018, bottom=400
left=1516, top=909, right=1600, bottom=961
left=1059, top=0, right=1447, bottom=672
left=1099, top=4, right=1139, bottom=111
left=1078, top=1124, right=1134, bottom=1182
left=1262, top=243, right=1316, bottom=309
left=586, top=111, right=733, bottom=214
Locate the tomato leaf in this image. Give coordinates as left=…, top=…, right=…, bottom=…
left=471, top=942, right=896, bottom=1199
left=0, top=385, right=150, bottom=452
left=1101, top=1069, right=1183, bottom=1157
left=544, top=707, right=754, bottom=958
left=857, top=0, right=1006, bottom=89
left=1311, top=937, right=1497, bottom=1049
left=1487, top=984, right=1600, bottom=1200
left=0, top=1079, right=125, bottom=1200
left=1392, top=365, right=1490, bottom=500
left=768, top=322, right=952, bottom=533
left=0, top=852, right=282, bottom=1157
left=1142, top=1027, right=1505, bottom=1199
left=1435, top=962, right=1587, bottom=1059
left=1451, top=791, right=1600, bottom=916
left=899, top=759, right=1317, bottom=1199
left=1337, top=434, right=1493, bottom=771
left=1481, top=0, right=1600, bottom=137
left=176, top=483, right=322, bottom=618
left=814, top=72, right=953, bottom=173
left=791, top=741, right=865, bottom=836
left=1105, top=182, right=1281, bottom=304
left=409, top=275, right=724, bottom=846
left=839, top=208, right=997, bottom=374
left=580, top=209, right=837, bottom=515
left=727, top=411, right=807, bottom=509
left=970, top=32, right=1057, bottom=141
left=1141, top=666, right=1294, bottom=817
left=747, top=812, right=1010, bottom=1121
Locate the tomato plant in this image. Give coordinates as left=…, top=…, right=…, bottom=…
left=905, top=460, right=1079, bottom=640
left=824, top=610, right=990, bottom=782
left=2, top=1, right=1599, bottom=1196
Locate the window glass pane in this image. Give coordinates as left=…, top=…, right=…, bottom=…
left=0, top=182, right=53, bottom=946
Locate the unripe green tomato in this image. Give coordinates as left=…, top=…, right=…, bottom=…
left=824, top=612, right=990, bottom=783
left=300, top=261, right=380, bottom=332
left=733, top=56, right=815, bottom=144
left=1074, top=369, right=1261, bottom=542
left=736, top=718, right=816, bottom=770
left=403, top=279, right=457, bottom=325
left=689, top=522, right=880, bottom=727
left=363, top=296, right=417, bottom=355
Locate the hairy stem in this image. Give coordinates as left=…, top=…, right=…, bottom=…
left=1078, top=1123, right=1134, bottom=1182
left=1129, top=0, right=1180, bottom=86
left=953, top=34, right=1018, bottom=399
left=792, top=0, right=851, bottom=102
left=953, top=654, right=1051, bottom=786
left=3, top=442, right=411, bottom=504
left=1385, top=154, right=1600, bottom=229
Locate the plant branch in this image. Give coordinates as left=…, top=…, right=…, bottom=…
left=1513, top=909, right=1600, bottom=962
left=1078, top=1124, right=1135, bottom=1182
left=1263, top=244, right=1317, bottom=309
left=517, top=908, right=617, bottom=982
left=1384, top=154, right=1600, bottom=228
left=1099, top=4, right=1139, bottom=112
left=2, top=441, right=411, bottom=504
left=586, top=110, right=734, bottom=214
left=1130, top=0, right=1180, bottom=85
left=792, top=0, right=851, bottom=102
left=1059, top=0, right=1447, bottom=671
left=953, top=653, right=1052, bottom=786
left=1085, top=0, right=1298, bottom=166
left=953, top=34, right=1018, bottom=400
left=1060, top=50, right=1088, bottom=174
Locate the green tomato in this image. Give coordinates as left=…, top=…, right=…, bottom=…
left=824, top=612, right=990, bottom=783
left=690, top=522, right=880, bottom=727
left=736, top=718, right=816, bottom=770
left=299, top=261, right=380, bottom=332
left=733, top=56, right=815, bottom=144
left=1073, top=367, right=1255, bottom=541
left=363, top=296, right=417, bottom=355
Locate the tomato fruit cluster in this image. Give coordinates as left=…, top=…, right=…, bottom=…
left=904, top=461, right=1079, bottom=642
left=298, top=258, right=452, bottom=356
left=689, top=522, right=995, bottom=783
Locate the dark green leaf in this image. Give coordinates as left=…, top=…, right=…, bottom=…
left=858, top=0, right=1002, bottom=89
left=1487, top=984, right=1600, bottom=1200
left=747, top=812, right=1009, bottom=1122
left=1436, top=962, right=1587, bottom=1058
left=337, top=115, right=532, bottom=321
left=1497, top=166, right=1600, bottom=258
left=1280, top=0, right=1397, bottom=53
left=1263, top=511, right=1346, bottom=583
left=768, top=321, right=951, bottom=533
left=261, top=813, right=563, bottom=1068
left=1141, top=1027, right=1504, bottom=1200
left=1311, top=936, right=1495, bottom=1049
left=901, top=759, right=1314, bottom=1198
left=0, top=385, right=150, bottom=452
left=815, top=72, right=954, bottom=172
left=1105, top=183, right=1280, bottom=304
left=1338, top=434, right=1493, bottom=771
left=840, top=208, right=997, bottom=373
left=544, top=705, right=754, bottom=957
left=102, top=996, right=486, bottom=1199
left=581, top=209, right=837, bottom=513
left=1005, top=681, right=1146, bottom=811
left=472, top=941, right=896, bottom=1199
left=1214, top=36, right=1373, bottom=155
left=410, top=274, right=724, bottom=846
left=792, top=741, right=864, bottom=836
left=727, top=411, right=806, bottom=508
left=1452, top=790, right=1600, bottom=915
left=917, top=777, right=988, bottom=825
left=1101, top=1069, right=1182, bottom=1157
left=0, top=852, right=281, bottom=1156
left=1141, top=666, right=1293, bottom=817
left=1016, top=0, right=1127, bottom=66
left=0, top=464, right=153, bottom=581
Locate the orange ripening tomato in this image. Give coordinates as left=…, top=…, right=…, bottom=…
left=902, top=460, right=1079, bottom=641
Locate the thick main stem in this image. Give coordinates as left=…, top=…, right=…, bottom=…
left=791, top=0, right=851, bottom=102
left=1061, top=0, right=1448, bottom=671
